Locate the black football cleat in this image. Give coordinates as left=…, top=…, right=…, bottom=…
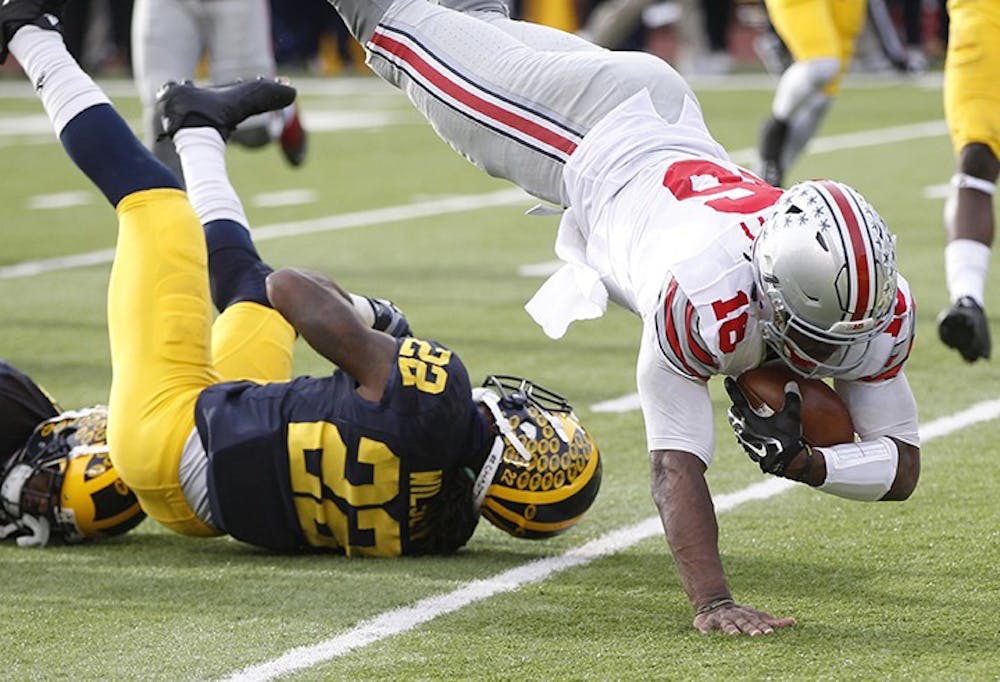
left=156, top=78, right=297, bottom=140
left=0, top=0, right=66, bottom=64
left=938, top=296, right=991, bottom=363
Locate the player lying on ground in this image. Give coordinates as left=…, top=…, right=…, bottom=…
left=0, top=0, right=601, bottom=554
left=323, top=0, right=921, bottom=634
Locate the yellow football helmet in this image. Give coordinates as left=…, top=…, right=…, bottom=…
left=472, top=375, right=601, bottom=539
left=0, top=406, right=145, bottom=546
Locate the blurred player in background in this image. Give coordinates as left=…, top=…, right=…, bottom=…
left=0, top=1, right=600, bottom=554
left=937, top=0, right=997, bottom=363
left=131, top=0, right=308, bottom=182
left=576, top=0, right=733, bottom=75
left=324, top=0, right=921, bottom=635
left=756, top=0, right=866, bottom=187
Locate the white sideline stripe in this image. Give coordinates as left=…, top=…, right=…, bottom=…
left=0, top=110, right=408, bottom=140
left=918, top=398, right=1000, bottom=440
left=27, top=191, right=93, bottom=210
left=250, top=189, right=319, bottom=208
left=1, top=120, right=945, bottom=281
left=804, top=121, right=949, bottom=155
left=591, top=393, right=642, bottom=413
left=923, top=183, right=951, bottom=199
left=222, top=400, right=997, bottom=681
left=0, top=189, right=528, bottom=280
left=517, top=260, right=561, bottom=277
left=726, top=119, right=946, bottom=165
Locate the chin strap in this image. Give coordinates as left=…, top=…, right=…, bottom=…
left=471, top=388, right=533, bottom=462
left=471, top=437, right=504, bottom=513
left=470, top=388, right=534, bottom=513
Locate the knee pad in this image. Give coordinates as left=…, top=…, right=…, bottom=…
left=803, top=57, right=841, bottom=88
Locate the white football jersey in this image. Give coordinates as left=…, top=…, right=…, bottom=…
left=526, top=89, right=918, bottom=461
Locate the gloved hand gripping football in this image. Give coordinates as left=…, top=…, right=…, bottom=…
left=724, top=377, right=809, bottom=476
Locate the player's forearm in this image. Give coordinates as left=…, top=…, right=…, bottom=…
left=649, top=449, right=731, bottom=610
left=265, top=267, right=362, bottom=364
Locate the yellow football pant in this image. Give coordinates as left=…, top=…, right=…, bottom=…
left=107, top=188, right=295, bottom=536
left=944, top=0, right=1000, bottom=158
left=522, top=0, right=577, bottom=31
left=765, top=0, right=866, bottom=96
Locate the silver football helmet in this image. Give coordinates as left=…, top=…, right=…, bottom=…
left=753, top=180, right=898, bottom=376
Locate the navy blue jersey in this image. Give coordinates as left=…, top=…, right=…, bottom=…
left=0, top=360, right=60, bottom=465
left=195, top=337, right=485, bottom=556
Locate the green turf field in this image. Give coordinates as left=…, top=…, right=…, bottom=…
left=2, top=72, right=999, bottom=680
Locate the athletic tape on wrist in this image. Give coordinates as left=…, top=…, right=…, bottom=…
left=816, top=436, right=898, bottom=501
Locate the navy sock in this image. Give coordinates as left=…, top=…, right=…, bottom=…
left=204, top=219, right=273, bottom=311
left=59, top=104, right=181, bottom=207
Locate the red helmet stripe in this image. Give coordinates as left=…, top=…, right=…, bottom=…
left=819, top=181, right=870, bottom=321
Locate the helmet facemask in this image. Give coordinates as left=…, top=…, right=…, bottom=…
left=2, top=453, right=69, bottom=546
left=0, top=408, right=144, bottom=547
left=753, top=180, right=898, bottom=378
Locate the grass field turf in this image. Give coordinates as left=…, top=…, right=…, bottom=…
left=1, top=74, right=999, bottom=680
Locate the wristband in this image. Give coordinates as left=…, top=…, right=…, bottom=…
left=695, top=597, right=735, bottom=615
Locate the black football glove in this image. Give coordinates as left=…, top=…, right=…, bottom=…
left=368, top=297, right=413, bottom=338
left=724, top=377, right=808, bottom=476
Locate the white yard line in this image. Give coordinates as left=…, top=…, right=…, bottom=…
left=222, top=400, right=998, bottom=681
left=0, top=189, right=528, bottom=280
left=591, top=393, right=643, bottom=413
left=1, top=120, right=948, bottom=281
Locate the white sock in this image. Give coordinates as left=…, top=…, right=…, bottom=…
left=172, top=128, right=250, bottom=229
left=8, top=26, right=110, bottom=136
left=944, top=239, right=991, bottom=305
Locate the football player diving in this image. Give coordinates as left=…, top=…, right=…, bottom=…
left=0, top=1, right=601, bottom=554
left=321, top=0, right=921, bottom=635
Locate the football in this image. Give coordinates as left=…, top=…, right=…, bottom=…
left=735, top=365, right=855, bottom=447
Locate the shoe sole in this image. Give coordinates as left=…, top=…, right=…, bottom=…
left=938, top=314, right=987, bottom=362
